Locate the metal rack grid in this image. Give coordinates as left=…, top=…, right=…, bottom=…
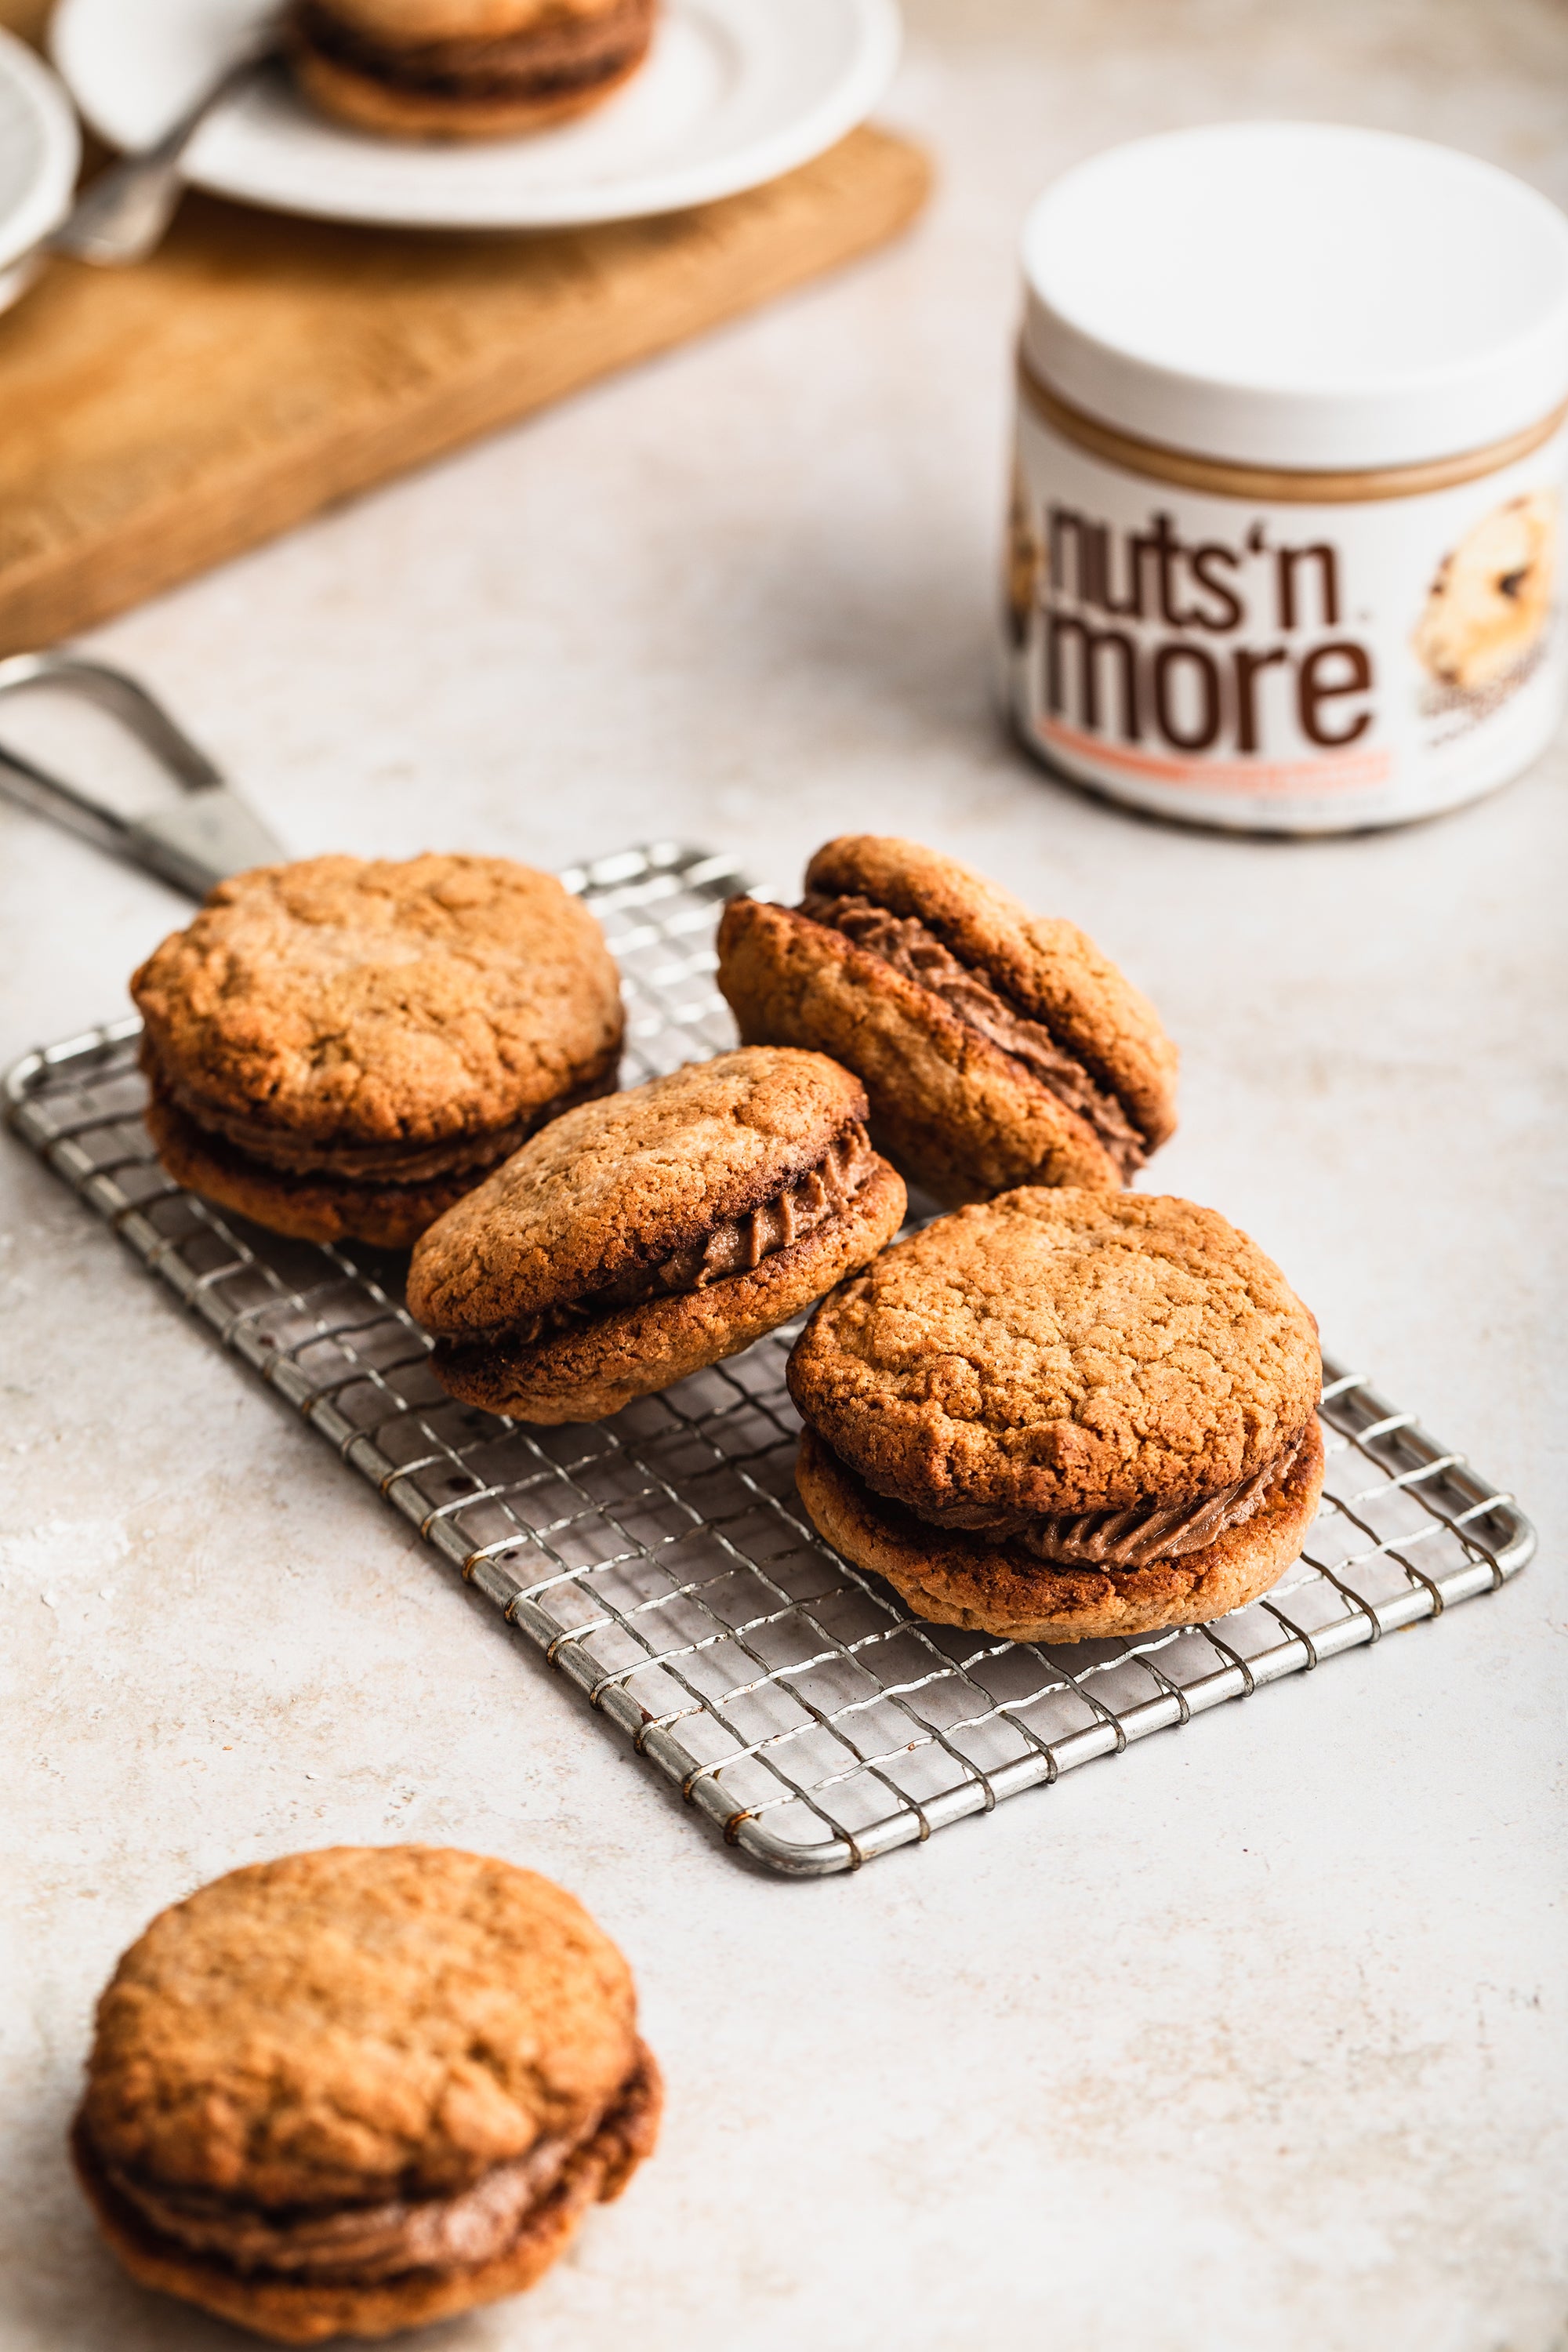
left=5, top=840, right=1536, bottom=1876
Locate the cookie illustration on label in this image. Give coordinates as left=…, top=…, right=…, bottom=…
left=1413, top=492, right=1559, bottom=694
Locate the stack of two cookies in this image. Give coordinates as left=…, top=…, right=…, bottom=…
left=287, top=0, right=659, bottom=140
left=709, top=833, right=1325, bottom=1647
left=132, top=852, right=628, bottom=1251
left=128, top=848, right=914, bottom=1414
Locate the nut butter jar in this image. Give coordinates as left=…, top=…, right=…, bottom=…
left=1004, top=122, right=1568, bottom=831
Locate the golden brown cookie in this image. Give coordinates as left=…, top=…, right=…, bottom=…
left=287, top=0, right=657, bottom=140
left=787, top=1188, right=1323, bottom=1643
left=72, top=1846, right=661, bottom=2344
left=132, top=854, right=624, bottom=1250
left=716, top=835, right=1178, bottom=1208
left=407, top=1046, right=907, bottom=1422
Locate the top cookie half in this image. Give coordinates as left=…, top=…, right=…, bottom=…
left=788, top=1189, right=1319, bottom=1519
left=716, top=835, right=1178, bottom=1207
left=132, top=855, right=623, bottom=1152
left=79, top=1846, right=640, bottom=2212
left=408, top=1044, right=879, bottom=1339
left=313, top=0, right=638, bottom=38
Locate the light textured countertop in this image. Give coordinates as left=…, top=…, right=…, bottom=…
left=3, top=3, right=1565, bottom=2347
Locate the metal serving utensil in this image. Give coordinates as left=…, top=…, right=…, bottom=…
left=49, top=30, right=281, bottom=267
left=0, top=651, right=286, bottom=898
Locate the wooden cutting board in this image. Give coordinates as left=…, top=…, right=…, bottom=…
left=0, top=2, right=929, bottom=652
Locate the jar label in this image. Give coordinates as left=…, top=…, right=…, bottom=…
left=1004, top=402, right=1567, bottom=829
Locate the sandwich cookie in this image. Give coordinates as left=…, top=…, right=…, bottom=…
left=132, top=854, right=623, bottom=1250
left=789, top=1189, right=1323, bottom=1644
left=288, top=0, right=658, bottom=140
left=408, top=1046, right=906, bottom=1423
left=716, top=834, right=1178, bottom=1207
left=71, top=1846, right=661, bottom=2343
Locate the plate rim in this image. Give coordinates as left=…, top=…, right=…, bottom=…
left=48, top=0, right=903, bottom=231
left=0, top=27, right=81, bottom=272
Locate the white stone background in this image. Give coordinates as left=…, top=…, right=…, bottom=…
left=2, top=2, right=1566, bottom=2346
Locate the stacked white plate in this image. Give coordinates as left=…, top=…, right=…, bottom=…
left=0, top=27, right=78, bottom=315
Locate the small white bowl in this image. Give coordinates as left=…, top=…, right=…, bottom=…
left=0, top=29, right=80, bottom=314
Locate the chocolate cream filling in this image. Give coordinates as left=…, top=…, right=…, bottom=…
left=292, top=0, right=653, bottom=101
left=889, top=1427, right=1309, bottom=1570
left=798, top=892, right=1147, bottom=1178
left=487, top=1119, right=879, bottom=1349
left=142, top=1037, right=615, bottom=1186
left=88, top=2049, right=655, bottom=2287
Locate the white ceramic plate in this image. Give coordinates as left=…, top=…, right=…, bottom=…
left=0, top=28, right=79, bottom=311
left=50, top=0, right=901, bottom=230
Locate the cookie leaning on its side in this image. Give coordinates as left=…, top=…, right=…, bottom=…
left=71, top=1846, right=661, bottom=2344
left=288, top=0, right=659, bottom=140
left=408, top=1045, right=906, bottom=1422
left=717, top=834, right=1178, bottom=1207
left=789, top=1189, right=1324, bottom=1644
left=132, top=854, right=624, bottom=1250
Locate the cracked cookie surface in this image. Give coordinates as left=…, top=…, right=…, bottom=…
left=716, top=835, right=1176, bottom=1207
left=74, top=1846, right=660, bottom=2342
left=788, top=1188, right=1322, bottom=1642
left=131, top=854, right=623, bottom=1247
left=787, top=1189, right=1320, bottom=1519
left=82, top=1846, right=641, bottom=2207
left=407, top=1047, right=906, bottom=1422
left=133, top=855, right=622, bottom=1147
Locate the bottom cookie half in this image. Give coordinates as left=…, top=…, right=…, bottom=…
left=71, top=2044, right=661, bottom=2345
left=289, top=41, right=651, bottom=137
left=144, top=1093, right=485, bottom=1252
left=143, top=1069, right=613, bottom=1253
left=794, top=1418, right=1327, bottom=1644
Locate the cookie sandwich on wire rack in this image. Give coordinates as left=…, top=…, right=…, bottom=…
left=716, top=834, right=1178, bottom=1208
left=132, top=853, right=624, bottom=1250
left=408, top=1045, right=906, bottom=1422
left=789, top=1189, right=1325, bottom=1644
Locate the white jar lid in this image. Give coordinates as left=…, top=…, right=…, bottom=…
left=1021, top=122, right=1568, bottom=470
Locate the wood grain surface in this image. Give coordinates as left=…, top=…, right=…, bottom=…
left=0, top=2, right=929, bottom=652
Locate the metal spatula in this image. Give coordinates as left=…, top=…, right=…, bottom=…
left=0, top=650, right=287, bottom=898
left=49, top=35, right=280, bottom=268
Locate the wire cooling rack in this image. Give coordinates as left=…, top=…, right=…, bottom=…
left=5, top=841, right=1537, bottom=1875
